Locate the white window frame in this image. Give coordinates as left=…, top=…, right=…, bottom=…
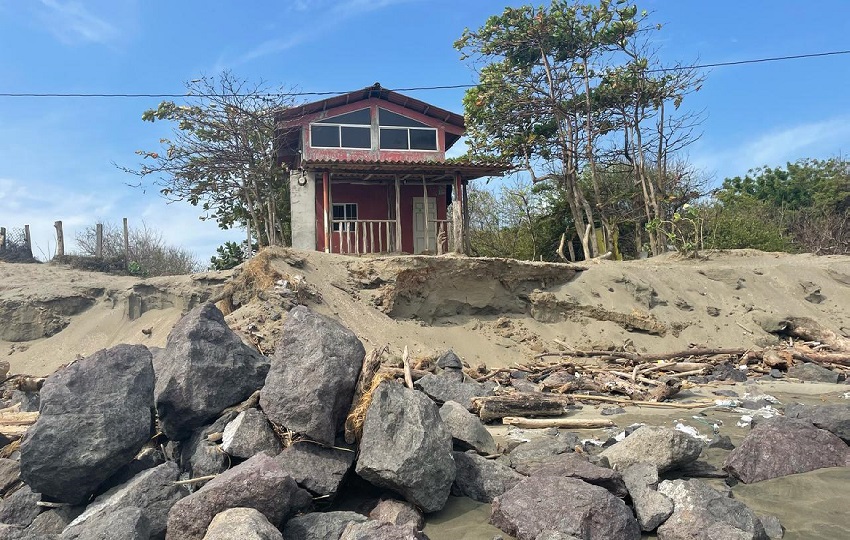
left=332, top=203, right=358, bottom=232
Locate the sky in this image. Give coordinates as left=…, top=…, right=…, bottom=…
left=1, top=0, right=849, bottom=263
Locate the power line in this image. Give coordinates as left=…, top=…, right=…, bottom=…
left=1, top=49, right=848, bottom=99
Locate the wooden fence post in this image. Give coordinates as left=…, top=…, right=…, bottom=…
left=123, top=218, right=130, bottom=268
left=54, top=221, right=64, bottom=257
left=0, top=227, right=5, bottom=251
left=96, top=223, right=103, bottom=258
left=24, top=225, right=32, bottom=256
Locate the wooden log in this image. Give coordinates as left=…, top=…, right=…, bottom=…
left=401, top=346, right=414, bottom=390
left=502, top=416, right=615, bottom=429
left=774, top=317, right=850, bottom=353
left=0, top=407, right=38, bottom=440
left=562, top=393, right=714, bottom=409
left=762, top=349, right=789, bottom=369
left=790, top=349, right=850, bottom=367
left=54, top=221, right=64, bottom=257
left=471, top=394, right=573, bottom=423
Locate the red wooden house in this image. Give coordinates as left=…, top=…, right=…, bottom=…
left=276, top=83, right=509, bottom=255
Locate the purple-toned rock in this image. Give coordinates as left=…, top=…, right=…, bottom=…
left=724, top=417, right=849, bottom=483
left=451, top=451, right=524, bottom=503
left=785, top=403, right=850, bottom=443
left=282, top=511, right=368, bottom=540
left=600, top=426, right=702, bottom=473
left=276, top=442, right=354, bottom=498
left=527, top=452, right=627, bottom=497
left=339, top=520, right=429, bottom=540
left=202, top=507, right=283, bottom=540
left=490, top=476, right=640, bottom=540
left=260, top=306, right=364, bottom=445
left=369, top=499, right=425, bottom=530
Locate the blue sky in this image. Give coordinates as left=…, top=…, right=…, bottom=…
left=1, top=0, right=848, bottom=262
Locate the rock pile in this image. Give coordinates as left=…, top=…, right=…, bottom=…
left=1, top=301, right=847, bottom=539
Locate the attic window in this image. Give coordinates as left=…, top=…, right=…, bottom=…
left=310, top=108, right=371, bottom=149
left=378, top=108, right=437, bottom=151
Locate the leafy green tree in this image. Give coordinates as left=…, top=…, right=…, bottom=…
left=209, top=240, right=250, bottom=270
left=121, top=71, right=297, bottom=247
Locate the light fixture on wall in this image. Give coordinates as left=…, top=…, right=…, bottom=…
left=296, top=169, right=308, bottom=186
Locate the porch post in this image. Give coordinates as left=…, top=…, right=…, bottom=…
left=394, top=175, right=402, bottom=252
left=322, top=171, right=330, bottom=253
left=462, top=179, right=471, bottom=255
left=453, top=172, right=464, bottom=254
left=422, top=175, right=429, bottom=253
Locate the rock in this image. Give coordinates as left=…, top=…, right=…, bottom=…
left=707, top=435, right=735, bottom=450
left=600, top=406, right=626, bottom=416
left=355, top=382, right=455, bottom=513
left=276, top=442, right=354, bottom=498
left=436, top=350, right=463, bottom=370
left=656, top=479, right=768, bottom=540
left=415, top=372, right=496, bottom=410
left=98, top=447, right=166, bottom=494
left=0, top=458, right=21, bottom=494
left=26, top=506, right=83, bottom=535
left=787, top=362, right=839, bottom=384
left=526, top=453, right=627, bottom=498
left=0, top=524, right=25, bottom=540
left=166, top=453, right=311, bottom=540
left=9, top=390, right=39, bottom=412
left=369, top=499, right=425, bottom=530
left=202, top=508, right=283, bottom=540
left=621, top=462, right=674, bottom=532
left=282, top=511, right=368, bottom=540
left=63, top=462, right=186, bottom=540
left=221, top=409, right=282, bottom=459
left=759, top=514, right=784, bottom=539
left=490, top=476, right=640, bottom=540
left=452, top=451, right=524, bottom=503
left=600, top=426, right=702, bottom=473
left=502, top=432, right=580, bottom=474
left=155, top=303, right=270, bottom=440
left=260, top=306, right=364, bottom=445
left=785, top=403, right=850, bottom=443
left=0, top=484, right=41, bottom=527
left=535, top=533, right=580, bottom=540
left=62, top=506, right=150, bottom=540
left=724, top=417, right=850, bottom=483
left=180, top=412, right=238, bottom=484
left=339, top=520, right=429, bottom=540
left=20, top=344, right=155, bottom=504
left=439, top=401, right=498, bottom=455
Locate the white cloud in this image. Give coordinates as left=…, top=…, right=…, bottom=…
left=36, top=0, right=122, bottom=45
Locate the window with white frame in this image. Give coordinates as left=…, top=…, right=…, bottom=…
left=378, top=108, right=438, bottom=151
left=332, top=203, right=358, bottom=231
left=311, top=108, right=371, bottom=149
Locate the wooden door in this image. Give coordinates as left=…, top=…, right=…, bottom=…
left=413, top=197, right=437, bottom=254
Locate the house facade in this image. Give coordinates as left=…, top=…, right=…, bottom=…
left=276, top=83, right=508, bottom=255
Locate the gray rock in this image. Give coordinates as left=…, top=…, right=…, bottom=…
left=155, top=303, right=270, bottom=440
left=787, top=362, right=839, bottom=383
left=415, top=373, right=495, bottom=410
left=221, top=409, right=282, bottom=459
left=62, top=506, right=151, bottom=540
left=276, top=442, right=354, bottom=498
left=339, top=520, right=429, bottom=540
left=63, top=462, right=186, bottom=540
left=369, top=499, right=425, bottom=530
left=724, top=417, right=849, bottom=483
left=452, top=451, right=524, bottom=503
left=759, top=514, right=784, bottom=539
left=526, top=452, right=627, bottom=498
left=491, top=476, right=640, bottom=540
left=0, top=484, right=41, bottom=527
left=656, top=479, right=768, bottom=540
left=535, top=533, right=580, bottom=540
left=9, top=390, right=39, bottom=412
left=180, top=412, right=238, bottom=484
left=785, top=402, right=850, bottom=443
left=355, top=382, right=455, bottom=513
left=26, top=506, right=83, bottom=535
left=166, top=453, right=311, bottom=540
left=621, top=462, right=674, bottom=532
left=202, top=507, right=283, bottom=540
left=707, top=435, right=735, bottom=450
left=0, top=524, right=25, bottom=540
left=601, top=406, right=626, bottom=416
left=600, top=426, right=702, bottom=473
left=436, top=350, right=463, bottom=370
left=260, top=306, right=364, bottom=445
left=98, top=447, right=166, bottom=493
left=502, top=432, right=580, bottom=474
left=439, top=401, right=498, bottom=455
left=0, top=458, right=20, bottom=494
left=20, top=344, right=155, bottom=504
left=282, top=511, right=368, bottom=540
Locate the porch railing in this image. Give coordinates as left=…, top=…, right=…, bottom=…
left=430, top=219, right=455, bottom=255
left=333, top=219, right=397, bottom=255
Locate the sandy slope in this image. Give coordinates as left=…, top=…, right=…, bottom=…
left=2, top=248, right=849, bottom=376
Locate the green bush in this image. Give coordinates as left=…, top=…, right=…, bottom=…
left=703, top=200, right=794, bottom=252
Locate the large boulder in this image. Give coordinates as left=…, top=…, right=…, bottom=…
left=155, top=303, right=270, bottom=440
left=63, top=462, right=186, bottom=540
left=621, top=462, right=674, bottom=532
left=527, top=452, right=627, bottom=498
left=355, top=382, right=455, bottom=513
left=282, top=511, right=368, bottom=540
left=20, top=344, right=155, bottom=504
left=62, top=506, right=151, bottom=540
left=490, top=476, right=640, bottom=540
left=0, top=485, right=41, bottom=527
left=415, top=373, right=495, bottom=410
left=339, top=520, right=429, bottom=540
left=656, top=479, right=769, bottom=540
left=202, top=508, right=283, bottom=540
left=724, top=417, right=849, bottom=483
left=452, top=451, right=524, bottom=503
left=275, top=442, right=355, bottom=498
left=785, top=403, right=850, bottom=443
left=260, top=306, right=364, bottom=445
left=439, top=401, right=498, bottom=455
left=600, top=426, right=702, bottom=473
left=166, top=453, right=311, bottom=540
left=221, top=409, right=282, bottom=459
left=501, top=431, right=580, bottom=474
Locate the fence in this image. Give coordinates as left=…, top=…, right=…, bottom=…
left=0, top=219, right=132, bottom=267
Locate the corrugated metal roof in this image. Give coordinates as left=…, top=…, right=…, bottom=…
left=300, top=158, right=512, bottom=181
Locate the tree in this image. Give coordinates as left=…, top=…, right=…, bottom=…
left=209, top=240, right=251, bottom=270
left=468, top=180, right=544, bottom=259
left=121, top=71, right=298, bottom=247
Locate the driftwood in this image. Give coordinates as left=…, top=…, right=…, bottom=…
left=502, top=416, right=615, bottom=429
left=536, top=347, right=748, bottom=364
left=790, top=349, right=850, bottom=367
left=344, top=347, right=386, bottom=444
left=401, top=346, right=414, bottom=390
left=769, top=317, right=850, bottom=353
left=377, top=367, right=433, bottom=381
left=0, top=404, right=38, bottom=440
left=563, top=393, right=714, bottom=409
left=471, top=394, right=573, bottom=423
